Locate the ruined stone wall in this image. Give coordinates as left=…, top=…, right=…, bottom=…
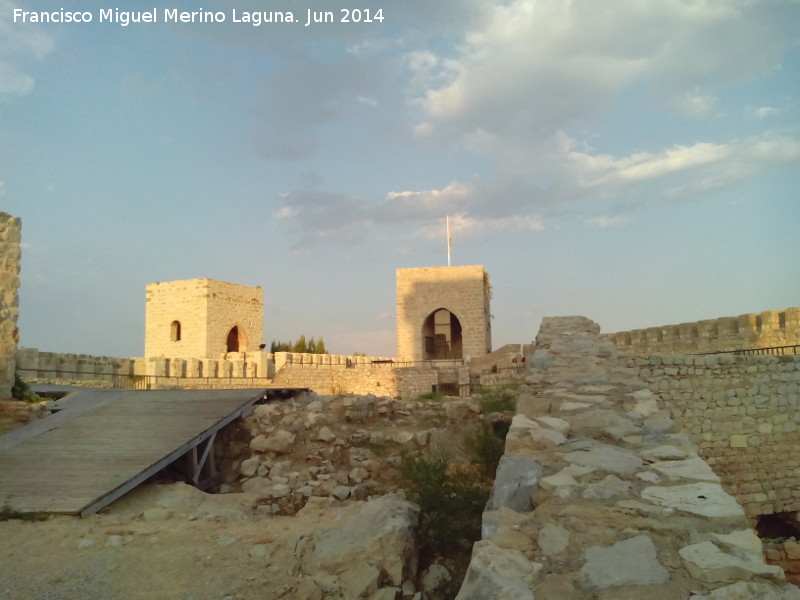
left=457, top=316, right=798, bottom=600
left=145, top=279, right=263, bottom=359
left=605, top=306, right=800, bottom=355
left=272, top=364, right=396, bottom=397
left=0, top=213, right=21, bottom=399
left=396, top=265, right=491, bottom=362
left=632, top=352, right=800, bottom=518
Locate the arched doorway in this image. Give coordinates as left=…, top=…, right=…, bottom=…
left=422, top=308, right=463, bottom=360
left=226, top=326, right=242, bottom=353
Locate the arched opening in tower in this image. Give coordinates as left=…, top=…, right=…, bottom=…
left=422, top=309, right=463, bottom=360
left=226, top=326, right=240, bottom=353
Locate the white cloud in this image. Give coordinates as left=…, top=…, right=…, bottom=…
left=565, top=133, right=800, bottom=193
left=409, top=0, right=799, bottom=141
left=585, top=215, right=633, bottom=228
left=0, top=0, right=55, bottom=100
left=414, top=213, right=545, bottom=241
left=667, top=89, right=722, bottom=118
left=753, top=106, right=779, bottom=120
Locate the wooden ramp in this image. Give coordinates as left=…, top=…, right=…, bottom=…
left=0, top=388, right=267, bottom=516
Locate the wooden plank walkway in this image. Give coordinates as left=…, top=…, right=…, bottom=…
left=0, top=388, right=266, bottom=516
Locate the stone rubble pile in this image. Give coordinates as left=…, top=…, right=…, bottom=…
left=456, top=316, right=800, bottom=600
left=235, top=391, right=479, bottom=515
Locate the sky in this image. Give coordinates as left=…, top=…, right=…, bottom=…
left=1, top=0, right=799, bottom=359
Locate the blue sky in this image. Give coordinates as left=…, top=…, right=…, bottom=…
left=2, top=0, right=799, bottom=358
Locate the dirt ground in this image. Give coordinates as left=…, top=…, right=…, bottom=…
left=0, top=483, right=373, bottom=600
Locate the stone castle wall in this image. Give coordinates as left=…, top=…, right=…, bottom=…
left=396, top=266, right=491, bottom=362
left=0, top=213, right=21, bottom=399
left=458, top=316, right=798, bottom=599
left=145, top=279, right=263, bottom=358
left=631, top=352, right=800, bottom=518
left=15, top=347, right=443, bottom=399
left=605, top=307, right=800, bottom=355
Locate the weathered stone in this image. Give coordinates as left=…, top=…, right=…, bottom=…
left=269, top=483, right=291, bottom=499
left=240, top=455, right=261, bottom=478
left=679, top=541, right=784, bottom=583
left=486, top=454, right=543, bottom=513
left=251, top=430, right=295, bottom=453
left=581, top=474, right=631, bottom=500
left=640, top=445, right=688, bottom=462
left=535, top=416, right=571, bottom=434
left=332, top=485, right=351, bottom=501
left=338, top=562, right=380, bottom=599
left=650, top=456, right=721, bottom=483
left=454, top=540, right=537, bottom=600
left=559, top=401, right=592, bottom=412
left=540, top=468, right=577, bottom=491
left=580, top=535, right=669, bottom=589
left=370, top=587, right=401, bottom=600
left=563, top=445, right=644, bottom=476
left=537, top=523, right=569, bottom=556
left=641, top=483, right=746, bottom=520
left=568, top=409, right=628, bottom=430
left=688, top=581, right=800, bottom=600
left=317, top=426, right=336, bottom=443
left=421, top=564, right=450, bottom=593
left=630, top=389, right=660, bottom=414
left=306, top=495, right=418, bottom=588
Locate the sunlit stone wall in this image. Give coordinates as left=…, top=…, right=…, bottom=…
left=145, top=278, right=263, bottom=359
left=605, top=307, right=800, bottom=355
left=0, top=213, right=21, bottom=398
left=396, top=265, right=492, bottom=362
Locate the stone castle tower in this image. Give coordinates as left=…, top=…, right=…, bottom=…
left=396, top=265, right=492, bottom=362
left=144, top=278, right=263, bottom=358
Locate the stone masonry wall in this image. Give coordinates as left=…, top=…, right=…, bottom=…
left=456, top=316, right=799, bottom=600
left=605, top=306, right=800, bottom=355
left=15, top=347, right=442, bottom=399
left=396, top=266, right=491, bottom=362
left=0, top=213, right=21, bottom=399
left=145, top=279, right=263, bottom=358
left=632, top=353, right=800, bottom=518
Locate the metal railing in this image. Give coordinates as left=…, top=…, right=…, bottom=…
left=697, top=345, right=800, bottom=356
left=17, top=368, right=274, bottom=391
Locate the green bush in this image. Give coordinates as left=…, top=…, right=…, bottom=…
left=400, top=448, right=488, bottom=558
left=462, top=421, right=507, bottom=476
left=418, top=390, right=447, bottom=402
left=11, top=373, right=42, bottom=403
left=475, top=384, right=518, bottom=413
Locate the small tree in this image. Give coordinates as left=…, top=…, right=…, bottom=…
left=271, top=335, right=328, bottom=354
left=292, top=335, right=308, bottom=353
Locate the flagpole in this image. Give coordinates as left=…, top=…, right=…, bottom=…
left=446, top=215, right=451, bottom=267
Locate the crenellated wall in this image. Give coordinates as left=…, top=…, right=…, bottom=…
left=605, top=307, right=800, bottom=355
left=631, top=352, right=800, bottom=518
left=14, top=347, right=450, bottom=399
left=0, top=213, right=22, bottom=399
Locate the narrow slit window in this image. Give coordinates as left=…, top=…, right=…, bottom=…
left=171, top=320, right=182, bottom=342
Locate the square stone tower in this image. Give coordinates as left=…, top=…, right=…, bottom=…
left=396, top=265, right=491, bottom=362
left=145, top=278, right=263, bottom=358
